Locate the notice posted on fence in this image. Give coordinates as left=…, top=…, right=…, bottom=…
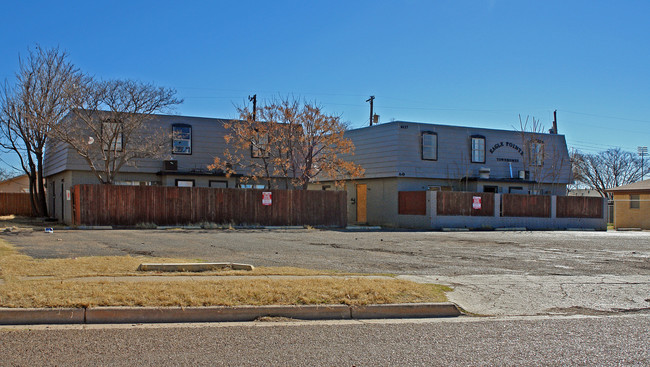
left=262, top=192, right=272, bottom=206
left=472, top=196, right=481, bottom=210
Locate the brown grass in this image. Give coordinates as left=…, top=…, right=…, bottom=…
left=0, top=238, right=450, bottom=308
left=0, top=278, right=449, bottom=308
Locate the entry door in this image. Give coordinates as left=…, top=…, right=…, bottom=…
left=356, top=184, right=367, bottom=223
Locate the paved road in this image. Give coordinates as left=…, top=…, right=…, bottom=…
left=2, top=229, right=649, bottom=316
left=1, top=314, right=648, bottom=366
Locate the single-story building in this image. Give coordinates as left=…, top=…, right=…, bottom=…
left=0, top=174, right=31, bottom=193
left=606, top=179, right=650, bottom=230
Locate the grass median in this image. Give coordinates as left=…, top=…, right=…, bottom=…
left=0, top=238, right=450, bottom=308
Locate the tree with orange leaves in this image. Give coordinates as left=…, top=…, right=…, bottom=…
left=211, top=98, right=364, bottom=189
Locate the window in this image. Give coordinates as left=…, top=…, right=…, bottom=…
left=471, top=135, right=485, bottom=163
left=528, top=140, right=544, bottom=166
left=421, top=132, right=437, bottom=160
left=630, top=194, right=640, bottom=209
left=251, top=133, right=269, bottom=158
left=209, top=180, right=228, bottom=188
left=175, top=179, right=194, bottom=187
left=101, top=120, right=123, bottom=151
left=240, top=183, right=266, bottom=189
left=172, top=124, right=192, bottom=154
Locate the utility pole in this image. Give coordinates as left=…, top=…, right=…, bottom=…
left=366, top=96, right=375, bottom=126
left=639, top=146, right=648, bottom=181
left=248, top=94, right=257, bottom=121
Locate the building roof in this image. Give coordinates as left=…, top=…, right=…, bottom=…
left=605, top=179, right=650, bottom=193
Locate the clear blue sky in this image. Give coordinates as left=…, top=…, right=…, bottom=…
left=1, top=0, right=649, bottom=172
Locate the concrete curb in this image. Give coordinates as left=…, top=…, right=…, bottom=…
left=0, top=303, right=462, bottom=325
left=137, top=263, right=255, bottom=272
left=0, top=308, right=85, bottom=325
left=351, top=302, right=461, bottom=319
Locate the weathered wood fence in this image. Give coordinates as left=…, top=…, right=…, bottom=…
left=73, top=185, right=347, bottom=227
left=398, top=191, right=604, bottom=219
left=0, top=193, right=33, bottom=216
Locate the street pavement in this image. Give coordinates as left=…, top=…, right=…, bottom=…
left=1, top=314, right=648, bottom=366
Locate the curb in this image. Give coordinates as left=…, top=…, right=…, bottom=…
left=0, top=303, right=461, bottom=325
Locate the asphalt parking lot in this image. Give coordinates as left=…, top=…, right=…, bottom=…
left=2, top=228, right=649, bottom=316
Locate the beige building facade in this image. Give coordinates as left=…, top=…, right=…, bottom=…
left=607, top=180, right=650, bottom=230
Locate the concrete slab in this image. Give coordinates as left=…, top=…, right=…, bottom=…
left=137, top=263, right=254, bottom=272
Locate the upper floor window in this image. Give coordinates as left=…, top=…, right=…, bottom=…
left=172, top=124, right=192, bottom=154
left=528, top=140, right=544, bottom=166
left=251, top=133, right=269, bottom=158
left=471, top=135, right=485, bottom=163
left=421, top=132, right=437, bottom=161
left=101, top=120, right=123, bottom=152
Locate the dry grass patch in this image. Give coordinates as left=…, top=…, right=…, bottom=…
left=0, top=240, right=344, bottom=279
left=0, top=278, right=449, bottom=308
left=0, top=238, right=450, bottom=308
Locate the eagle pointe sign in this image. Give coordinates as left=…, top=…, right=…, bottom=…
left=489, top=141, right=524, bottom=156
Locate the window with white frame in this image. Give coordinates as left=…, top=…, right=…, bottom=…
left=250, top=133, right=269, bottom=158
left=101, top=120, right=123, bottom=151
left=172, top=124, right=192, bottom=154
left=175, top=179, right=194, bottom=187
left=529, top=140, right=544, bottom=166
left=471, top=135, right=485, bottom=163
left=421, top=132, right=437, bottom=160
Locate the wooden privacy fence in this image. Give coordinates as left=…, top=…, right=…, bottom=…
left=501, top=193, right=551, bottom=217
left=73, top=185, right=347, bottom=227
left=0, top=193, right=33, bottom=216
left=397, top=191, right=604, bottom=219
left=556, top=196, right=604, bottom=218
left=398, top=191, right=427, bottom=215
left=436, top=191, right=495, bottom=216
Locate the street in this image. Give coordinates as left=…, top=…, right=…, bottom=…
left=1, top=314, right=648, bottom=366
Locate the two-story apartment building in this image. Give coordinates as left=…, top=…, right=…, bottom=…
left=43, top=114, right=241, bottom=223
left=44, top=113, right=571, bottom=226
left=310, top=121, right=571, bottom=226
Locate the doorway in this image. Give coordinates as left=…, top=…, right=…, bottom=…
left=356, top=184, right=367, bottom=223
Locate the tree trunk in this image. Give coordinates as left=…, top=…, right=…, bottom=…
left=36, top=154, right=48, bottom=217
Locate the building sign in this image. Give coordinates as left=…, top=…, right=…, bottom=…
left=262, top=192, right=272, bottom=206
left=66, top=190, right=71, bottom=201
left=472, top=196, right=481, bottom=210
left=496, top=157, right=519, bottom=163
left=489, top=141, right=524, bottom=156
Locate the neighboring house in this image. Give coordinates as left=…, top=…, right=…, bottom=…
left=567, top=189, right=603, bottom=197
left=310, top=121, right=572, bottom=226
left=44, top=114, right=240, bottom=223
left=606, top=179, right=650, bottom=230
left=0, top=174, right=31, bottom=193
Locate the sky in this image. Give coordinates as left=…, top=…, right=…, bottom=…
left=1, top=0, right=649, bottom=173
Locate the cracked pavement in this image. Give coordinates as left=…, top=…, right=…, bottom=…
left=2, top=228, right=649, bottom=316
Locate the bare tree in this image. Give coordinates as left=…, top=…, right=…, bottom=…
left=212, top=97, right=364, bottom=189
left=517, top=115, right=568, bottom=195
left=53, top=79, right=183, bottom=184
left=0, top=167, right=12, bottom=181
left=0, top=46, right=81, bottom=216
left=571, top=148, right=645, bottom=198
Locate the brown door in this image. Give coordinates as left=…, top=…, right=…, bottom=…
left=356, top=184, right=367, bottom=223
